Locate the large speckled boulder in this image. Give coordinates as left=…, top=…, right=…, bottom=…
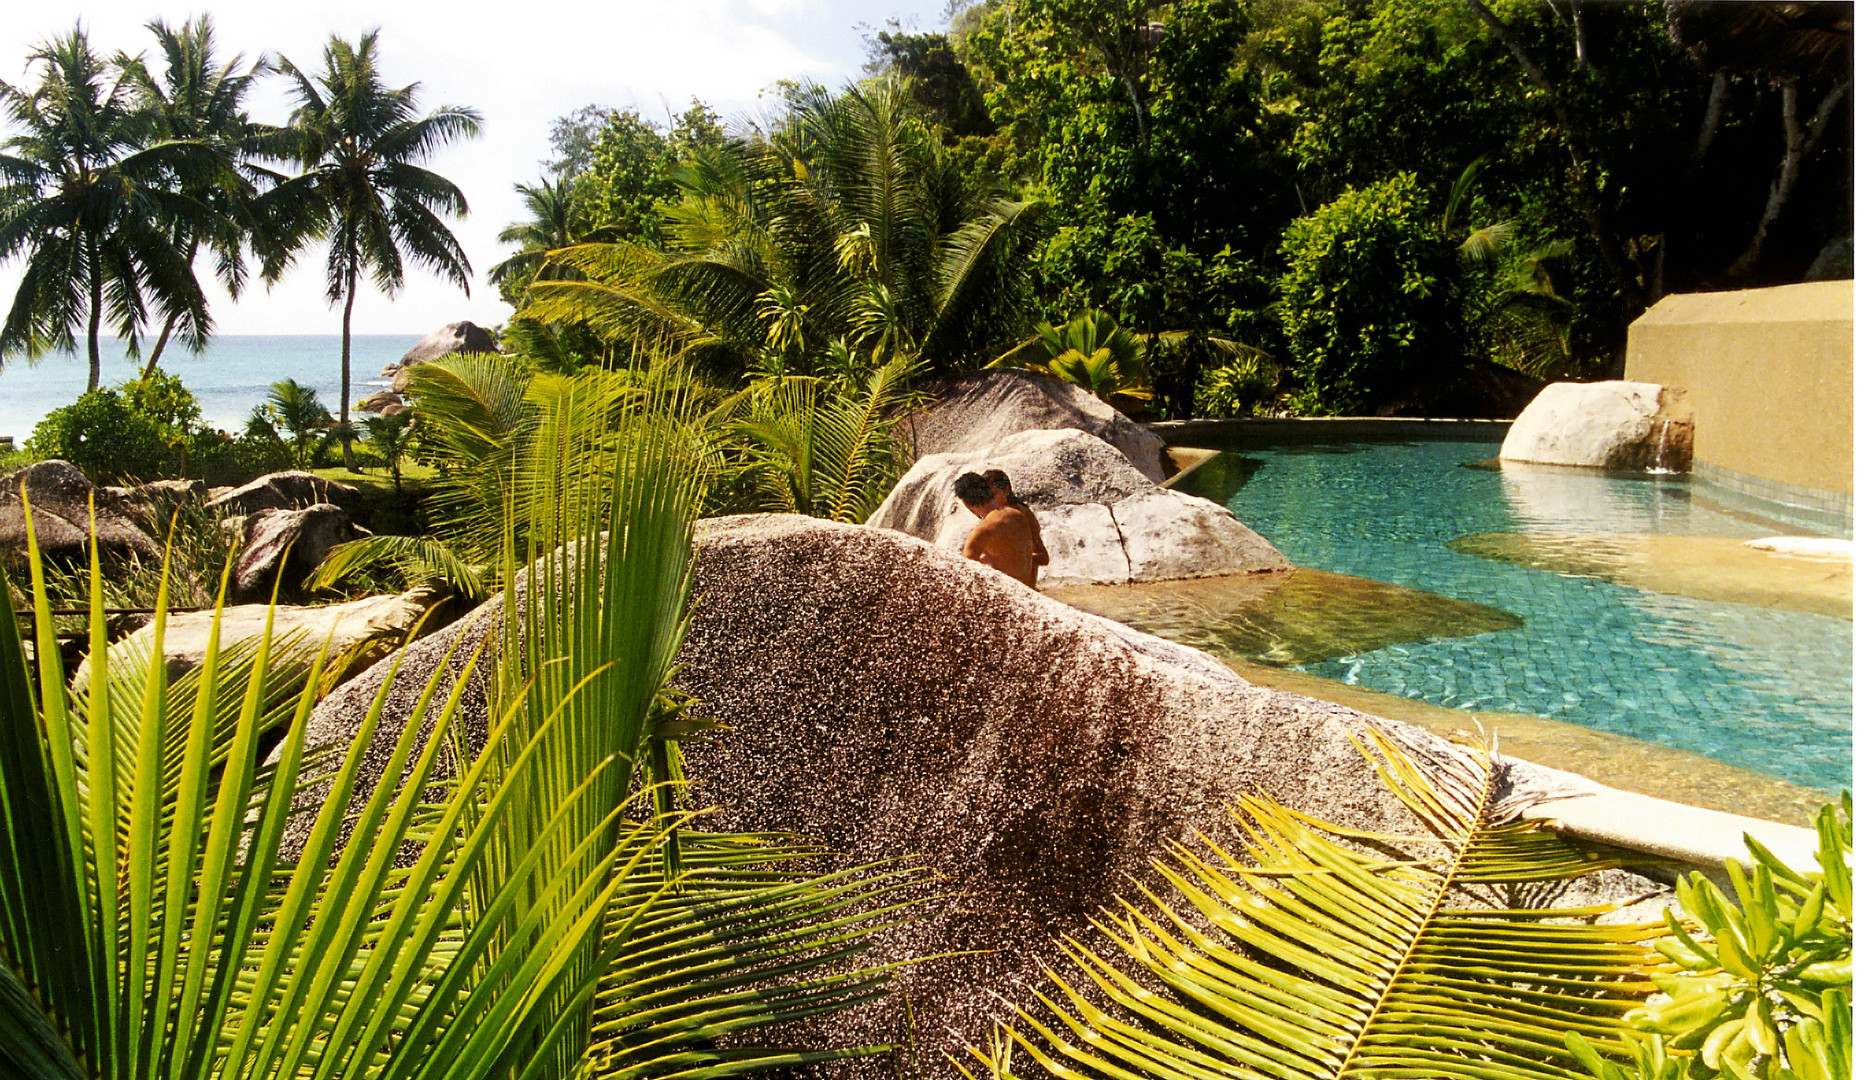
left=896, top=368, right=1170, bottom=482
left=869, top=427, right=1289, bottom=585
left=1501, top=381, right=1693, bottom=471
left=269, top=514, right=1467, bottom=1064
left=386, top=321, right=497, bottom=391
left=232, top=503, right=368, bottom=603
left=0, top=460, right=160, bottom=566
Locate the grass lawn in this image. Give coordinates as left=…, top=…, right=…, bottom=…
left=310, top=461, right=438, bottom=498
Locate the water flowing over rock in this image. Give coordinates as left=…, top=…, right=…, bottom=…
left=0, top=460, right=160, bottom=566
left=896, top=368, right=1170, bottom=482
left=384, top=320, right=497, bottom=392
left=207, top=471, right=364, bottom=516
left=232, top=503, right=369, bottom=603
left=1500, top=380, right=1694, bottom=471
left=869, top=427, right=1290, bottom=585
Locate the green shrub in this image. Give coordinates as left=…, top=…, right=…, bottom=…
left=1278, top=173, right=1462, bottom=414
left=27, top=389, right=177, bottom=483
left=1194, top=354, right=1281, bottom=418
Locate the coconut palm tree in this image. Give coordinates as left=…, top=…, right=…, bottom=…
left=262, top=31, right=481, bottom=471
left=0, top=25, right=233, bottom=390
left=519, top=79, right=1046, bottom=382
left=489, top=175, right=587, bottom=297
left=118, top=16, right=276, bottom=377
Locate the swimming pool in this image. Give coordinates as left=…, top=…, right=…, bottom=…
left=1178, top=439, right=1852, bottom=791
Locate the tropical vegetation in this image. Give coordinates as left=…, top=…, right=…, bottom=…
left=261, top=31, right=481, bottom=469
left=0, top=380, right=927, bottom=1079
left=964, top=730, right=1852, bottom=1080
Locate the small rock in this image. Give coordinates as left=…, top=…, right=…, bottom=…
left=232, top=503, right=369, bottom=603
left=74, top=584, right=456, bottom=692
left=0, top=460, right=161, bottom=566
left=208, top=471, right=363, bottom=516
left=895, top=369, right=1171, bottom=482
left=357, top=390, right=403, bottom=414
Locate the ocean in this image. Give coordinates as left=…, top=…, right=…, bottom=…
left=0, top=335, right=422, bottom=442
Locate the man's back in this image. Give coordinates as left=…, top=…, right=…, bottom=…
left=963, top=505, right=1042, bottom=588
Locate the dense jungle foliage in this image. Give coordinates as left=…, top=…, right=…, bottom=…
left=503, top=0, right=1851, bottom=417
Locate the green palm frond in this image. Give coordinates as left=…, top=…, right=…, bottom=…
left=0, top=383, right=929, bottom=1080
left=305, top=532, right=488, bottom=599
left=723, top=353, right=920, bottom=522
left=970, top=728, right=1669, bottom=1080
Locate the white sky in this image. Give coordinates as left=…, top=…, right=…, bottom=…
left=3, top=0, right=945, bottom=336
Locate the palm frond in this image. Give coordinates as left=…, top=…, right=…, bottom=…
left=970, top=728, right=1668, bottom=1080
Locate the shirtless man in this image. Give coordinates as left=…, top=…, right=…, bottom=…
left=954, top=471, right=1042, bottom=588
left=983, top=469, right=1049, bottom=574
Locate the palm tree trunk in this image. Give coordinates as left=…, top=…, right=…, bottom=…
left=142, top=238, right=198, bottom=379
left=87, top=242, right=104, bottom=393
left=341, top=274, right=357, bottom=471
left=142, top=312, right=177, bottom=380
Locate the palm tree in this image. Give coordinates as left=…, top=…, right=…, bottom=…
left=519, top=79, right=1046, bottom=382
left=360, top=409, right=414, bottom=489
left=246, top=376, right=333, bottom=467
left=0, top=25, right=233, bottom=390
left=263, top=32, right=481, bottom=470
left=489, top=175, right=586, bottom=298
left=118, top=16, right=275, bottom=377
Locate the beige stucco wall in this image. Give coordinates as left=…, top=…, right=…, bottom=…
left=1624, top=281, right=1853, bottom=496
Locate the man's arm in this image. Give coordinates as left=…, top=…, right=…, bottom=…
left=963, top=519, right=998, bottom=565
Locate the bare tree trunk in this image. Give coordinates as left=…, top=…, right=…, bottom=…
left=1690, top=71, right=1730, bottom=168
left=142, top=312, right=177, bottom=380
left=1459, top=0, right=1644, bottom=315
left=142, top=237, right=200, bottom=379
left=1571, top=2, right=1590, bottom=72
left=86, top=243, right=103, bottom=393
left=341, top=276, right=357, bottom=471
left=1726, top=78, right=1851, bottom=280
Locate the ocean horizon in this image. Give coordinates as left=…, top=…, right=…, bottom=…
left=0, top=334, right=423, bottom=442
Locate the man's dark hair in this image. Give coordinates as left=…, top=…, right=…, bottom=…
left=981, top=468, right=1012, bottom=496
left=953, top=472, right=995, bottom=507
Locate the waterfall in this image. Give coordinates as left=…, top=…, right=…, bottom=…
left=1646, top=419, right=1675, bottom=474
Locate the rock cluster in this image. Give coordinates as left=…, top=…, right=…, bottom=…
left=896, top=368, right=1170, bottom=483
left=1501, top=380, right=1694, bottom=471
left=0, top=460, right=161, bottom=566
left=870, top=427, right=1289, bottom=585
left=268, top=515, right=1506, bottom=1062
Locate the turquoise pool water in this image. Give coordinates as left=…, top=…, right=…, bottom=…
left=1198, top=440, right=1852, bottom=791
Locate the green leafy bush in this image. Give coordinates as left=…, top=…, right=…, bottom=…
left=1194, top=353, right=1281, bottom=417
left=26, top=388, right=178, bottom=483
left=1572, top=797, right=1852, bottom=1080
left=1277, top=173, right=1462, bottom=414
